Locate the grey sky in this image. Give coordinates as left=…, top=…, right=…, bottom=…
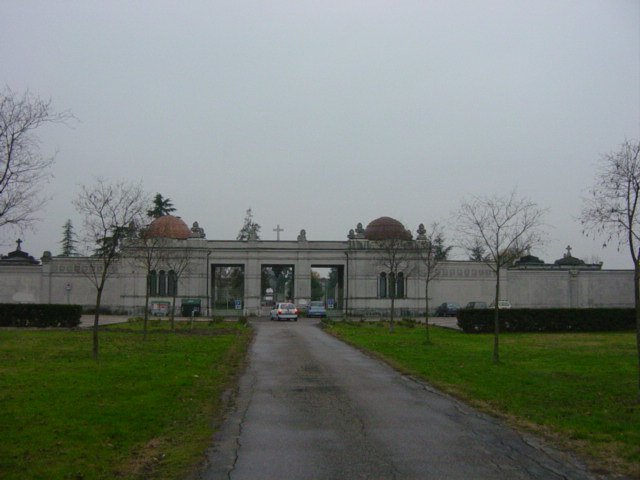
left=1, top=1, right=638, bottom=268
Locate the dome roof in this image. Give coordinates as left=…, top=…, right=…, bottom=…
left=144, top=215, right=191, bottom=240
left=514, top=254, right=545, bottom=266
left=364, top=217, right=412, bottom=241
left=554, top=255, right=586, bottom=267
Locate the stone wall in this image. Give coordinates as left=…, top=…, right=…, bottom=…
left=0, top=241, right=634, bottom=315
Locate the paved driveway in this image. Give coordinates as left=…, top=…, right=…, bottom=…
left=196, top=318, right=603, bottom=480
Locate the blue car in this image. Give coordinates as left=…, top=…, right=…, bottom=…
left=307, top=301, right=327, bottom=318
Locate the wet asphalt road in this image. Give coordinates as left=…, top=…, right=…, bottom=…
left=196, top=318, right=603, bottom=480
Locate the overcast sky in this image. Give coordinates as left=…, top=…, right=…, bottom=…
left=1, top=1, right=638, bottom=268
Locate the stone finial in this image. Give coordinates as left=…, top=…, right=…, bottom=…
left=355, top=222, right=365, bottom=239
left=416, top=223, right=427, bottom=240
left=190, top=221, right=206, bottom=238
left=41, top=251, right=52, bottom=263
left=348, top=229, right=356, bottom=240
left=297, top=229, right=307, bottom=241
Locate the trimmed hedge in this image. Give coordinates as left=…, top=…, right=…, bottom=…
left=0, top=304, right=82, bottom=328
left=457, top=308, right=636, bottom=333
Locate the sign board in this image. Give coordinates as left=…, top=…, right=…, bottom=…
left=235, top=299, right=242, bottom=310
left=151, top=302, right=170, bottom=316
left=327, top=298, right=335, bottom=309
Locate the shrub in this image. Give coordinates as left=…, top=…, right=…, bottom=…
left=457, top=308, right=636, bottom=333
left=399, top=318, right=416, bottom=328
left=0, top=304, right=82, bottom=328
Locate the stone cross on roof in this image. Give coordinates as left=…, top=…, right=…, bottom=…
left=16, top=239, right=22, bottom=251
left=273, top=224, right=284, bottom=241
left=566, top=245, right=572, bottom=257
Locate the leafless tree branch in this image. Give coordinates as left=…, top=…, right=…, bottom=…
left=0, top=87, right=71, bottom=233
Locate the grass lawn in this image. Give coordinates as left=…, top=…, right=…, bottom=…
left=324, top=320, right=640, bottom=477
left=0, top=319, right=252, bottom=480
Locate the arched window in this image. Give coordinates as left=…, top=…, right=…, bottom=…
left=396, top=272, right=404, bottom=299
left=388, top=272, right=396, bottom=299
left=159, top=270, right=167, bottom=296
left=149, top=270, right=158, bottom=296
left=379, top=272, right=387, bottom=298
left=168, top=270, right=177, bottom=297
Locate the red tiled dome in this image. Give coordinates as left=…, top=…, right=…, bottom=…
left=364, top=217, right=412, bottom=241
left=144, top=215, right=191, bottom=240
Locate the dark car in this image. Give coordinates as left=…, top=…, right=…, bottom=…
left=435, top=302, right=461, bottom=317
left=465, top=301, right=488, bottom=309
left=307, top=301, right=327, bottom=318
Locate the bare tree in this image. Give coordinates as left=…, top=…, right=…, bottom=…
left=0, top=88, right=69, bottom=233
left=457, top=190, right=546, bottom=363
left=128, top=231, right=169, bottom=338
left=373, top=231, right=414, bottom=333
left=164, top=243, right=193, bottom=329
left=415, top=222, right=451, bottom=343
left=73, top=178, right=148, bottom=359
left=580, top=139, right=640, bottom=402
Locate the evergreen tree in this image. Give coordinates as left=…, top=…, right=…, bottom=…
left=468, top=238, right=487, bottom=261
left=147, top=193, right=176, bottom=218
left=433, top=233, right=453, bottom=260
left=237, top=208, right=261, bottom=240
left=60, top=219, right=77, bottom=256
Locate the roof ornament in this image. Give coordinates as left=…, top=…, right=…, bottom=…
left=273, top=224, right=284, bottom=241
left=190, top=221, right=205, bottom=238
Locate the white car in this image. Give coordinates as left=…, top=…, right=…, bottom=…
left=270, top=302, right=298, bottom=321
left=489, top=300, right=512, bottom=309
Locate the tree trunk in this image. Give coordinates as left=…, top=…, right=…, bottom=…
left=389, top=296, right=395, bottom=333
left=493, top=268, right=500, bottom=364
left=93, top=287, right=103, bottom=361
left=143, top=274, right=150, bottom=340
left=424, top=281, right=431, bottom=343
left=635, top=261, right=640, bottom=403
left=171, top=294, right=177, bottom=330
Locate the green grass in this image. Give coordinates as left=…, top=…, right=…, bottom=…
left=0, top=320, right=252, bottom=479
left=325, top=321, right=640, bottom=477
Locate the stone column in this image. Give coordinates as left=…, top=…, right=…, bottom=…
left=244, top=255, right=262, bottom=315
left=294, top=258, right=311, bottom=305
left=569, top=269, right=579, bottom=308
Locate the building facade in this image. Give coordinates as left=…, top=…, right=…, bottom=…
left=0, top=216, right=634, bottom=316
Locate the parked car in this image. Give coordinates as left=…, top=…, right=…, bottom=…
left=465, top=301, right=488, bottom=309
left=270, top=302, right=299, bottom=321
left=435, top=302, right=461, bottom=317
left=489, top=300, right=512, bottom=309
left=306, top=301, right=327, bottom=318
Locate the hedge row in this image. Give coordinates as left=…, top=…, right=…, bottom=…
left=0, top=304, right=82, bottom=328
left=456, top=308, right=636, bottom=333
